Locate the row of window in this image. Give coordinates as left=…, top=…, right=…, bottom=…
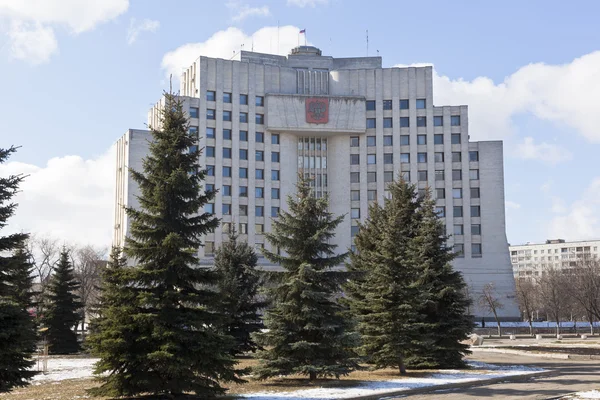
left=206, top=148, right=280, bottom=162
left=349, top=187, right=480, bottom=202
left=206, top=184, right=280, bottom=199
left=366, top=99, right=428, bottom=110
left=203, top=92, right=264, bottom=106
left=454, top=243, right=482, bottom=257
left=200, top=129, right=280, bottom=144
left=366, top=115, right=460, bottom=128
left=351, top=134, right=470, bottom=147
left=205, top=204, right=279, bottom=218
left=207, top=166, right=280, bottom=180
left=510, top=246, right=597, bottom=256
left=435, top=205, right=481, bottom=218
left=350, top=152, right=479, bottom=165
left=200, top=109, right=265, bottom=124
left=349, top=169, right=479, bottom=183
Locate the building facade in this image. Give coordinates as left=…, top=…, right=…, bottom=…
left=114, top=45, right=519, bottom=319
left=510, top=239, right=600, bottom=278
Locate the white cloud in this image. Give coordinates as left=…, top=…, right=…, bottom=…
left=1, top=148, right=115, bottom=248
left=226, top=1, right=270, bottom=22
left=551, top=196, right=567, bottom=214
left=549, top=178, right=600, bottom=240
left=161, top=25, right=307, bottom=78
left=0, top=0, right=128, bottom=64
left=287, top=0, right=329, bottom=7
left=514, top=137, right=572, bottom=165
left=127, top=18, right=160, bottom=45
left=394, top=51, right=600, bottom=143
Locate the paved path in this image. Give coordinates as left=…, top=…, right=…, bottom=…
left=389, top=351, right=600, bottom=399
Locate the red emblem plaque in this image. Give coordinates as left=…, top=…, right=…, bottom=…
left=305, top=97, right=329, bottom=124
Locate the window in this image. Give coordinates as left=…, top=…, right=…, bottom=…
left=189, top=145, right=198, bottom=154
left=207, top=165, right=215, bottom=176
left=384, top=171, right=394, bottom=182
left=239, top=167, right=248, bottom=178
left=239, top=186, right=248, bottom=197
left=222, top=222, right=231, bottom=233
left=207, top=90, right=216, bottom=101
left=366, top=100, right=376, bottom=111
left=416, top=99, right=426, bottom=109
left=451, top=134, right=461, bottom=144
left=203, top=128, right=214, bottom=140
left=351, top=226, right=360, bottom=237
left=223, top=166, right=232, bottom=177
left=222, top=204, right=231, bottom=215
left=452, top=152, right=462, bottom=162
left=472, top=243, right=482, bottom=257
left=451, top=115, right=461, bottom=126
left=271, top=207, right=280, bottom=218
left=454, top=224, right=464, bottom=235
left=366, top=118, right=376, bottom=129
left=271, top=188, right=280, bottom=199
left=472, top=224, right=481, bottom=235
left=206, top=146, right=215, bottom=158
left=351, top=172, right=360, bottom=183
left=255, top=131, right=264, bottom=143
left=454, top=244, right=464, bottom=257
left=205, top=203, right=215, bottom=214
left=436, top=206, right=446, bottom=217
left=400, top=117, right=410, bottom=128
left=417, top=117, right=427, bottom=127
left=240, top=112, right=248, bottom=123
left=367, top=172, right=377, bottom=183
left=255, top=187, right=264, bottom=198
left=239, top=222, right=248, bottom=233
left=401, top=171, right=410, bottom=181
left=418, top=170, right=428, bottom=181
left=271, top=170, right=280, bottom=180
left=272, top=134, right=280, bottom=145
left=223, top=92, right=232, bottom=103
left=436, top=188, right=445, bottom=199
left=415, top=135, right=426, bottom=145
left=383, top=135, right=393, bottom=146
left=470, top=169, right=479, bottom=180
left=240, top=130, right=248, bottom=141
left=453, top=206, right=463, bottom=217
left=367, top=136, right=376, bottom=146
left=453, top=188, right=462, bottom=199
left=350, top=154, right=360, bottom=165
left=399, top=99, right=409, bottom=109
left=256, top=114, right=264, bottom=124
left=471, top=205, right=481, bottom=217
left=452, top=170, right=462, bottom=180
left=206, top=183, right=214, bottom=193
left=435, top=170, right=445, bottom=181
left=384, top=153, right=393, bottom=164
left=434, top=134, right=444, bottom=145
left=351, top=208, right=360, bottom=219
left=255, top=150, right=264, bottom=162
left=383, top=100, right=392, bottom=110
left=189, top=107, right=199, bottom=118
left=223, top=148, right=232, bottom=159
left=255, top=169, right=264, bottom=179
left=207, top=109, right=215, bottom=120
left=240, top=94, right=248, bottom=105
left=239, top=205, right=248, bottom=216
left=368, top=190, right=377, bottom=200
left=417, top=153, right=427, bottom=163
left=272, top=152, right=280, bottom=163
left=239, top=149, right=248, bottom=160
left=400, top=135, right=410, bottom=145
left=222, top=185, right=232, bottom=196
left=351, top=190, right=360, bottom=201
left=255, top=206, right=264, bottom=217
left=470, top=187, right=480, bottom=198
left=255, top=96, right=264, bottom=107
left=434, top=116, right=443, bottom=126
left=350, top=136, right=359, bottom=147
left=434, top=152, right=444, bottom=162
left=205, top=242, right=214, bottom=255
left=255, top=224, right=264, bottom=233
left=383, top=118, right=393, bottom=128
left=367, top=154, right=376, bottom=165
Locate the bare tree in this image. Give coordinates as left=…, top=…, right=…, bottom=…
left=25, top=234, right=61, bottom=315
left=515, top=278, right=537, bottom=336
left=564, top=256, right=600, bottom=335
left=72, top=245, right=107, bottom=330
left=478, top=283, right=504, bottom=336
left=537, top=268, right=568, bottom=336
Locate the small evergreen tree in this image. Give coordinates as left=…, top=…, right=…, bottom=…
left=0, top=146, right=37, bottom=392
left=254, top=175, right=359, bottom=381
left=43, top=248, right=82, bottom=354
left=215, top=228, right=265, bottom=356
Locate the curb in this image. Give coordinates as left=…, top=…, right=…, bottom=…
left=342, top=370, right=558, bottom=400
left=470, top=347, right=570, bottom=359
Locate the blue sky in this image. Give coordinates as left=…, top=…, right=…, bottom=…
left=1, top=0, right=599, bottom=247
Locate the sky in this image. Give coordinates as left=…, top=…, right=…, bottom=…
left=1, top=0, right=599, bottom=249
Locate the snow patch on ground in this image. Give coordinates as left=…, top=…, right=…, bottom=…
left=568, top=390, right=600, bottom=399
left=31, top=357, right=99, bottom=383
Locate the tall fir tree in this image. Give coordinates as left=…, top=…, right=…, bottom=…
left=91, top=93, right=239, bottom=398
left=254, top=175, right=359, bottom=381
left=43, top=248, right=83, bottom=355
left=404, top=190, right=473, bottom=369
left=0, top=146, right=37, bottom=392
left=214, top=228, right=265, bottom=356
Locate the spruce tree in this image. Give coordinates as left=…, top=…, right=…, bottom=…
left=214, top=229, right=265, bottom=356
left=404, top=190, right=473, bottom=369
left=0, top=146, right=37, bottom=392
left=43, top=248, right=82, bottom=354
left=254, top=175, right=359, bottom=381
left=93, top=93, right=239, bottom=398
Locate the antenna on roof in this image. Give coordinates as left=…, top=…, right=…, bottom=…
left=366, top=30, right=369, bottom=56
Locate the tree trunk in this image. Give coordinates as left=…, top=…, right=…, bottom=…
left=528, top=318, right=534, bottom=337
left=309, top=371, right=317, bottom=381
left=556, top=316, right=560, bottom=336
left=399, top=362, right=406, bottom=375
left=493, top=310, right=501, bottom=337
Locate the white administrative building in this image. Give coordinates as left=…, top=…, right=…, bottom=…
left=114, top=45, right=519, bottom=320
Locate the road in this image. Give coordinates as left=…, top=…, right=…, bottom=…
left=390, top=351, right=600, bottom=399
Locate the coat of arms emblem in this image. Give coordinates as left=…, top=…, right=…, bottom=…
left=305, top=98, right=329, bottom=124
